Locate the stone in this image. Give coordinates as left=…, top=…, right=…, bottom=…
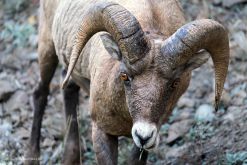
left=177, top=97, right=195, bottom=109
left=0, top=122, right=13, bottom=136
left=213, top=0, right=222, bottom=5
left=231, top=96, right=244, bottom=106
left=235, top=91, right=247, bottom=99
left=221, top=91, right=231, bottom=106
left=195, top=104, right=215, bottom=122
left=173, top=109, right=193, bottom=122
left=222, top=0, right=247, bottom=7
left=13, top=127, right=29, bottom=139
left=166, top=119, right=194, bottom=144
left=0, top=80, right=15, bottom=102
left=1, top=54, right=22, bottom=70
left=21, top=51, right=38, bottom=61
left=43, top=117, right=64, bottom=139
left=223, top=113, right=235, bottom=122
left=43, top=138, right=55, bottom=147
left=165, top=143, right=192, bottom=160
left=5, top=90, right=29, bottom=111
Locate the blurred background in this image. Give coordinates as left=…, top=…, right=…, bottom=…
left=0, top=0, right=247, bottom=164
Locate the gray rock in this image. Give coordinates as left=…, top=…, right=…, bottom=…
left=213, top=0, right=222, bottom=5
left=1, top=53, right=22, bottom=70
left=231, top=96, right=244, bottom=106
left=43, top=138, right=55, bottom=147
left=13, top=127, right=29, bottom=139
left=165, top=143, right=192, bottom=160
left=166, top=119, right=194, bottom=144
left=227, top=106, right=239, bottom=111
left=0, top=122, right=13, bottom=136
left=177, top=97, right=195, bottom=109
left=28, top=34, right=38, bottom=48
left=223, top=113, right=235, bottom=122
left=236, top=91, right=247, bottom=99
left=0, top=80, right=15, bottom=102
left=195, top=104, right=215, bottom=122
left=222, top=0, right=247, bottom=8
left=172, top=109, right=194, bottom=122
left=5, top=90, right=29, bottom=111
left=221, top=91, right=231, bottom=106
left=21, top=52, right=38, bottom=61
left=223, top=106, right=244, bottom=123
left=0, top=105, right=3, bottom=117
left=43, top=116, right=64, bottom=139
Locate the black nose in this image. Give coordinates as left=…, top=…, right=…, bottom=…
left=135, top=130, right=153, bottom=146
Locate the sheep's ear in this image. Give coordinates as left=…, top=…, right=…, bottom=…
left=184, top=50, right=210, bottom=71
left=100, top=33, right=121, bottom=60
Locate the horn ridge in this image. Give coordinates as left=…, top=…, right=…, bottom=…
left=161, top=19, right=229, bottom=110
left=62, top=2, right=149, bottom=88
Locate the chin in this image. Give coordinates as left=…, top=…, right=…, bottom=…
left=146, top=136, right=160, bottom=151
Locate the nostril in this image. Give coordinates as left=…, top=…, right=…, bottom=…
left=135, top=130, right=154, bottom=146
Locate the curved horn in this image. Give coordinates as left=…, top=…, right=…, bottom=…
left=161, top=19, right=229, bottom=110
left=62, top=2, right=150, bottom=88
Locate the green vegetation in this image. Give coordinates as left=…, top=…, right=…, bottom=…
left=2, top=0, right=28, bottom=14
left=0, top=21, right=36, bottom=48
left=225, top=151, right=247, bottom=165
left=187, top=121, right=215, bottom=141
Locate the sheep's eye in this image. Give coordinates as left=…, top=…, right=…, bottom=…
left=171, top=78, right=180, bottom=88
left=120, top=73, right=129, bottom=81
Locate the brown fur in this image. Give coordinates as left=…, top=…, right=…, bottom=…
left=25, top=0, right=229, bottom=164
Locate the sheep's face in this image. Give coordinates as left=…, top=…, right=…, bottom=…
left=119, top=51, right=188, bottom=149
left=119, top=41, right=208, bottom=150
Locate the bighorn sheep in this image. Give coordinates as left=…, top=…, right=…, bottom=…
left=25, top=0, right=229, bottom=164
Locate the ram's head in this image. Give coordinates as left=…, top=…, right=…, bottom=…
left=62, top=2, right=229, bottom=150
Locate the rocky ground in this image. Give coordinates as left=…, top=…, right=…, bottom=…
left=0, top=0, right=247, bottom=164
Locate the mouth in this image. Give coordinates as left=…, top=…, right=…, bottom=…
left=145, top=143, right=156, bottom=150
left=137, top=134, right=160, bottom=151
left=138, top=142, right=156, bottom=152
left=138, top=143, right=156, bottom=161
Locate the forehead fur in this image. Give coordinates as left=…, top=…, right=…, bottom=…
left=121, top=40, right=173, bottom=77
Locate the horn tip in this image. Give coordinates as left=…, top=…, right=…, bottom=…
left=214, top=104, right=219, bottom=112
left=61, top=75, right=70, bottom=89
left=214, top=96, right=220, bottom=112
